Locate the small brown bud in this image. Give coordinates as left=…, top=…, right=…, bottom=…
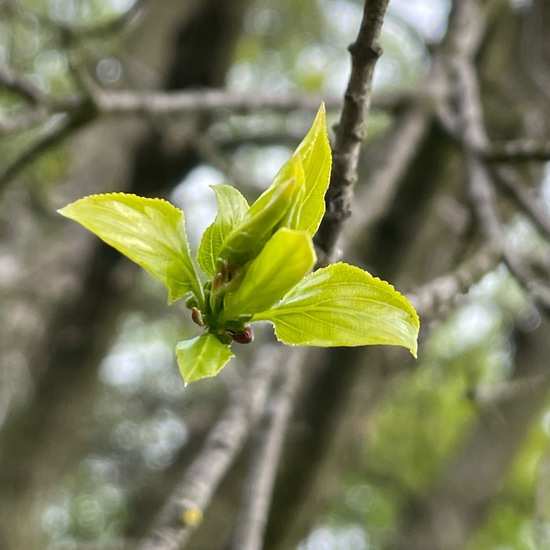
left=231, top=325, right=254, bottom=344
left=191, top=307, right=204, bottom=326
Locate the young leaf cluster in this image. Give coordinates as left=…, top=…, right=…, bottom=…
left=58, top=104, right=419, bottom=383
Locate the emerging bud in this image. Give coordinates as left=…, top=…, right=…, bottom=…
left=219, top=156, right=304, bottom=266
left=191, top=307, right=204, bottom=326
left=229, top=325, right=254, bottom=344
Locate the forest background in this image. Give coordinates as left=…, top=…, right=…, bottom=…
left=2, top=0, right=550, bottom=549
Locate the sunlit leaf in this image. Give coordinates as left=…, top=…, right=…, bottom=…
left=58, top=193, right=202, bottom=304
left=260, top=151, right=307, bottom=232
left=219, top=160, right=303, bottom=266
left=176, top=333, right=234, bottom=383
left=255, top=263, right=419, bottom=356
left=292, top=102, right=332, bottom=235
left=221, top=228, right=316, bottom=321
left=197, top=185, right=249, bottom=277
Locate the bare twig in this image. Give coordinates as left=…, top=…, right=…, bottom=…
left=229, top=3, right=394, bottom=549
left=231, top=351, right=304, bottom=550
left=314, top=0, right=390, bottom=264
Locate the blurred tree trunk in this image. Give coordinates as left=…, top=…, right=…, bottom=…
left=0, top=2, right=249, bottom=548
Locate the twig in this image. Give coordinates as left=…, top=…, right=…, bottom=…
left=137, top=347, right=285, bottom=550
left=231, top=351, right=304, bottom=550
left=490, top=165, right=550, bottom=240
left=482, top=139, right=550, bottom=162
left=409, top=245, right=500, bottom=319
left=469, top=159, right=550, bottom=312
left=314, top=0, right=390, bottom=264
left=91, top=86, right=342, bottom=117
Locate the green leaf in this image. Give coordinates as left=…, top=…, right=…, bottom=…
left=292, top=102, right=332, bottom=236
left=254, top=263, right=419, bottom=356
left=220, top=228, right=316, bottom=321
left=176, top=333, right=234, bottom=383
left=58, top=193, right=202, bottom=304
left=197, top=185, right=249, bottom=277
left=218, top=161, right=303, bottom=266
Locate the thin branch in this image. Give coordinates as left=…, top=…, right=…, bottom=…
left=92, top=87, right=342, bottom=117
left=482, top=139, right=550, bottom=162
left=490, top=165, right=550, bottom=240
left=137, top=347, right=286, bottom=550
left=314, top=0, right=390, bottom=264
left=468, top=158, right=550, bottom=312
left=409, top=245, right=500, bottom=319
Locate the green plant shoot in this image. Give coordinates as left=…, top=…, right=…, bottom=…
left=58, top=104, right=420, bottom=383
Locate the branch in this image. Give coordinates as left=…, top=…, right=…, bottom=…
left=314, top=0, right=390, bottom=264
left=91, top=86, right=342, bottom=117
left=490, top=165, right=550, bottom=240
left=438, top=0, right=550, bottom=312
left=468, top=158, right=550, bottom=312
left=231, top=354, right=303, bottom=550
left=409, top=245, right=500, bottom=319
left=482, top=139, right=550, bottom=162
left=137, top=347, right=286, bottom=550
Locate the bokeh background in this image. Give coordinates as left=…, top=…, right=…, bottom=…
left=2, top=0, right=550, bottom=548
